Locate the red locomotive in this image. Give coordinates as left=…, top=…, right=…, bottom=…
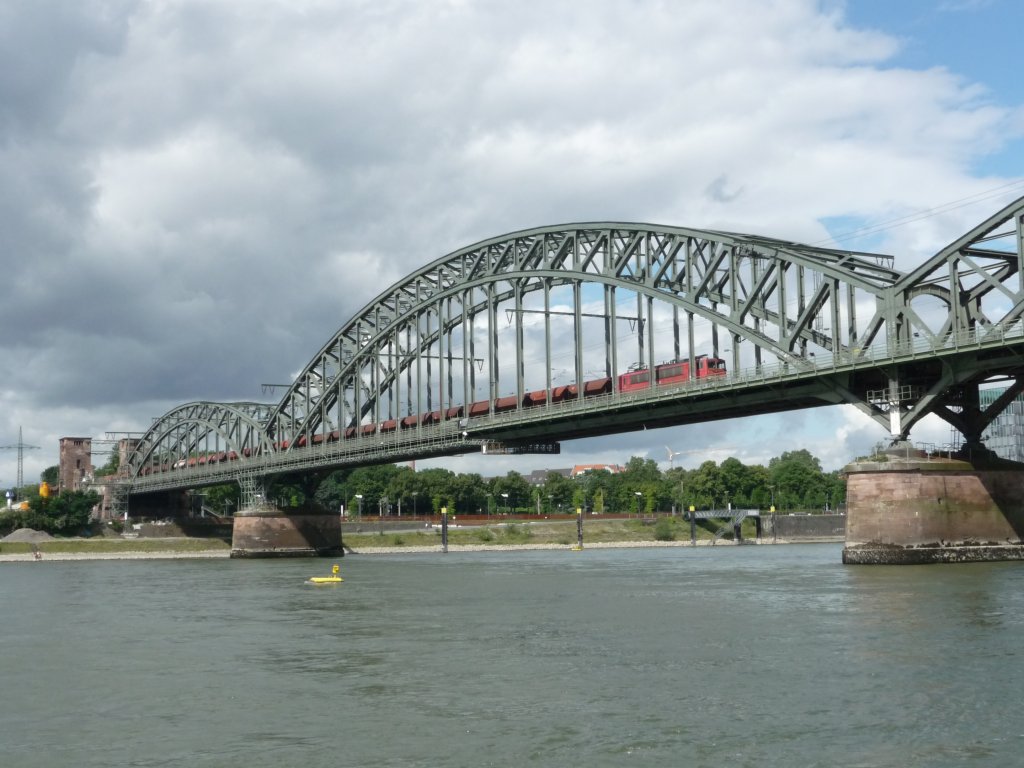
left=618, top=354, right=727, bottom=392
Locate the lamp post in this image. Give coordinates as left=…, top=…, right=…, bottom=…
left=412, top=491, right=419, bottom=518
left=548, top=493, right=554, bottom=515
left=634, top=491, right=642, bottom=516
left=354, top=493, right=363, bottom=519
left=501, top=492, right=509, bottom=515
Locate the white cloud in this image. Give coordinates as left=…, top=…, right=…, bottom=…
left=1, top=0, right=1022, bottom=484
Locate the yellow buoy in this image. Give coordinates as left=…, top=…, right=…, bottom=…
left=306, top=564, right=344, bottom=584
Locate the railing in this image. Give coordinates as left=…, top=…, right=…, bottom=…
left=466, top=318, right=1024, bottom=430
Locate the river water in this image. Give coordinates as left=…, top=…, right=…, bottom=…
left=2, top=544, right=1023, bottom=767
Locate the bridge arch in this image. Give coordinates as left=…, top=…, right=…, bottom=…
left=126, top=401, right=276, bottom=479
left=123, top=195, right=1024, bottom=494
left=269, top=223, right=901, bottom=449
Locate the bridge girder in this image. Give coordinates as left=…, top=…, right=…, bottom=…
left=125, top=195, right=1024, bottom=489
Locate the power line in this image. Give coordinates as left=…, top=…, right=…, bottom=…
left=815, top=180, right=1024, bottom=247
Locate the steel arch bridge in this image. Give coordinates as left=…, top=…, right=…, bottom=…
left=125, top=195, right=1024, bottom=496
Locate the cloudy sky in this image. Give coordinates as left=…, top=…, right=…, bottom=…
left=2, top=0, right=1023, bottom=486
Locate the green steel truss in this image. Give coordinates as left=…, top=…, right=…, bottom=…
left=126, top=195, right=1024, bottom=493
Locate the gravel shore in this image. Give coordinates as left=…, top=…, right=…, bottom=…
left=0, top=550, right=231, bottom=562
left=0, top=539, right=725, bottom=562
left=0, top=536, right=837, bottom=562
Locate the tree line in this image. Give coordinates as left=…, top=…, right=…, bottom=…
left=2, top=448, right=846, bottom=530
left=235, top=448, right=846, bottom=517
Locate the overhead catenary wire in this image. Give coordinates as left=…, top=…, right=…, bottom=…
left=814, top=179, right=1024, bottom=247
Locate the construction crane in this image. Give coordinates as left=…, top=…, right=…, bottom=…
left=1, top=427, right=41, bottom=489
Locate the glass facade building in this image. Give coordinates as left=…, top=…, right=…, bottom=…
left=980, top=387, right=1024, bottom=462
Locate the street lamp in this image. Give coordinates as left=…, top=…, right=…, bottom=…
left=548, top=493, right=554, bottom=514
left=354, top=493, right=363, bottom=518
left=634, top=491, right=642, bottom=516
left=501, top=492, right=509, bottom=515
left=412, top=491, right=419, bottom=517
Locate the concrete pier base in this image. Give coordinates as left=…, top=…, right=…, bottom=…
left=231, top=505, right=342, bottom=558
left=843, top=450, right=1024, bottom=565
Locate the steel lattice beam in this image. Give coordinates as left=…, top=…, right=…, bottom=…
left=124, top=195, right=1024, bottom=493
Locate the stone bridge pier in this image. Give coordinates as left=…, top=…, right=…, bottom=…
left=230, top=476, right=342, bottom=558
left=843, top=446, right=1024, bottom=564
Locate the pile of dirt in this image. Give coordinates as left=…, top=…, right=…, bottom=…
left=2, top=528, right=54, bottom=543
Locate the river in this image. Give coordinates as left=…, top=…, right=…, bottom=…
left=1, top=544, right=1022, bottom=767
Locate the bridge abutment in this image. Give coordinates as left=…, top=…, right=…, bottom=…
left=843, top=449, right=1024, bottom=564
left=231, top=504, right=343, bottom=558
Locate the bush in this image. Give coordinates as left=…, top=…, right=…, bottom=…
left=502, top=523, right=533, bottom=542
left=0, top=490, right=100, bottom=536
left=653, top=517, right=676, bottom=542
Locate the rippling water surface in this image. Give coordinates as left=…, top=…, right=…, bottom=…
left=2, top=544, right=1023, bottom=767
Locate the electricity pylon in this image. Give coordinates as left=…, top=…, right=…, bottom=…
left=1, top=427, right=41, bottom=488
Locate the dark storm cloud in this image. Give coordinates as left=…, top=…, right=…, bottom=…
left=0, top=0, right=1021, bottom=482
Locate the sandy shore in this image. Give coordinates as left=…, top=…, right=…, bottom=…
left=0, top=537, right=839, bottom=562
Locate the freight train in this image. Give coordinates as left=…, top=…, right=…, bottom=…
left=143, top=355, right=726, bottom=474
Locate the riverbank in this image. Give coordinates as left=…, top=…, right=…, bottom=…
left=0, top=516, right=842, bottom=561
left=0, top=535, right=842, bottom=562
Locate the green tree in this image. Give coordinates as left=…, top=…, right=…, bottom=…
left=620, top=456, right=662, bottom=484
left=490, top=471, right=531, bottom=513
left=686, top=460, right=725, bottom=510
left=2, top=490, right=101, bottom=535
left=384, top=466, right=424, bottom=514
left=769, top=450, right=826, bottom=512
left=203, top=483, right=240, bottom=515
left=348, top=464, right=406, bottom=510
left=744, top=464, right=771, bottom=508
left=664, top=466, right=688, bottom=511
left=94, top=451, right=120, bottom=478
left=575, top=469, right=615, bottom=512
left=40, top=466, right=59, bottom=484
left=418, top=468, right=458, bottom=513
left=314, top=468, right=352, bottom=511
left=450, top=472, right=487, bottom=514
left=541, top=471, right=575, bottom=512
